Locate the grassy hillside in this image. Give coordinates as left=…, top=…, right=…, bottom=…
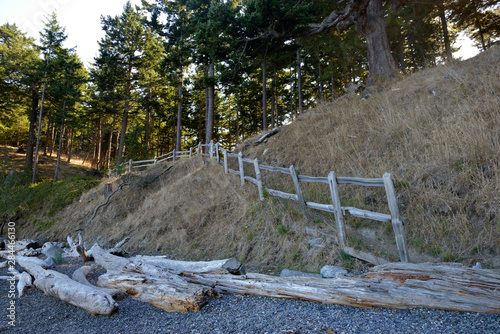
left=6, top=46, right=499, bottom=271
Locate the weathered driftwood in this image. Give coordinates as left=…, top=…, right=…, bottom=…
left=86, top=182, right=128, bottom=226
left=180, top=262, right=500, bottom=314
left=16, top=256, right=118, bottom=315
left=90, top=245, right=218, bottom=312
left=255, top=127, right=281, bottom=145
left=98, top=271, right=216, bottom=313
left=72, top=266, right=126, bottom=300
left=0, top=267, right=34, bottom=297
left=76, top=233, right=93, bottom=262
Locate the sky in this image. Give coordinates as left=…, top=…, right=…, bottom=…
left=0, top=0, right=143, bottom=67
left=1, top=0, right=480, bottom=68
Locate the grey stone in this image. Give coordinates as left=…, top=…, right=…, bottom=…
left=42, top=257, right=55, bottom=268
left=279, top=269, right=322, bottom=278
left=320, top=265, right=348, bottom=278
left=305, top=227, right=318, bottom=237
left=308, top=238, right=324, bottom=248
left=223, top=258, right=246, bottom=275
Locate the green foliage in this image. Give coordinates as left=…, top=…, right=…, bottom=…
left=276, top=224, right=290, bottom=235
left=339, top=250, right=354, bottom=270
left=35, top=220, right=56, bottom=232
left=442, top=251, right=456, bottom=262
left=0, top=175, right=101, bottom=220
left=53, top=250, right=65, bottom=265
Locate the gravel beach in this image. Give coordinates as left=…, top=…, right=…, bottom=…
left=1, top=261, right=499, bottom=334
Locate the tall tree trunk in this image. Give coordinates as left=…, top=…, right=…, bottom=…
left=25, top=89, right=38, bottom=171
left=439, top=3, right=453, bottom=62
left=117, top=67, right=132, bottom=159
left=331, top=75, right=337, bottom=101
left=67, top=127, right=74, bottom=164
left=49, top=121, right=56, bottom=157
left=32, top=53, right=50, bottom=184
left=318, top=57, right=323, bottom=101
left=297, top=49, right=303, bottom=115
left=205, top=61, right=215, bottom=145
left=145, top=90, right=151, bottom=155
left=106, top=114, right=116, bottom=170
left=176, top=69, right=183, bottom=152
left=156, top=117, right=161, bottom=157
left=262, top=57, right=268, bottom=131
left=271, top=68, right=276, bottom=129
left=43, top=111, right=52, bottom=156
left=355, top=0, right=398, bottom=85
left=96, top=119, right=102, bottom=170
left=53, top=109, right=65, bottom=182
left=236, top=97, right=240, bottom=145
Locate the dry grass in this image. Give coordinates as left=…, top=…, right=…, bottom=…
left=240, top=45, right=500, bottom=267
left=33, top=46, right=500, bottom=271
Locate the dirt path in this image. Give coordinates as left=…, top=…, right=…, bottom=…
left=0, top=145, right=94, bottom=180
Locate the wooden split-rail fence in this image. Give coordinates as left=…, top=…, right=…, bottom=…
left=108, top=141, right=409, bottom=263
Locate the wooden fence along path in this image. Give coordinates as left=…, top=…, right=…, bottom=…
left=109, top=141, right=409, bottom=264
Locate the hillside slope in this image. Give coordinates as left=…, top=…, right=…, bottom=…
left=26, top=46, right=499, bottom=271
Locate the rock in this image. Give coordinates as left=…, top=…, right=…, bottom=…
left=279, top=269, right=322, bottom=278
left=0, top=237, right=6, bottom=250
left=308, top=238, right=324, bottom=248
left=473, top=262, right=482, bottom=269
left=320, top=265, right=348, bottom=278
left=305, top=227, right=318, bottom=237
left=222, top=258, right=246, bottom=275
left=43, top=257, right=56, bottom=268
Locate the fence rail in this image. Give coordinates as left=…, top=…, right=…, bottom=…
left=108, top=140, right=409, bottom=263
left=219, top=145, right=409, bottom=263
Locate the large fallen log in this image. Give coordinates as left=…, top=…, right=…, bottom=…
left=180, top=262, right=500, bottom=314
left=16, top=256, right=118, bottom=316
left=89, top=244, right=500, bottom=314
left=90, top=245, right=217, bottom=312
left=98, top=271, right=217, bottom=312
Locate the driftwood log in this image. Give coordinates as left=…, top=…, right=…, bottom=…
left=90, top=245, right=218, bottom=312
left=181, top=262, right=500, bottom=314
left=90, top=243, right=500, bottom=314
left=72, top=266, right=126, bottom=300
left=16, top=256, right=118, bottom=315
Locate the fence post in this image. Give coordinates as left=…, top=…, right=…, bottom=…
left=216, top=143, right=220, bottom=163
left=289, top=165, right=308, bottom=218
left=328, top=171, right=347, bottom=249
left=197, top=143, right=201, bottom=155
left=253, top=159, right=263, bottom=201
left=173, top=149, right=176, bottom=161
left=223, top=149, right=228, bottom=174
left=128, top=159, right=132, bottom=173
left=189, top=147, right=192, bottom=158
left=238, top=152, right=245, bottom=185
left=383, top=173, right=410, bottom=263
left=154, top=156, right=157, bottom=165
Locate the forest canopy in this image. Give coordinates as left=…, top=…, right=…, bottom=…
left=1, top=0, right=498, bottom=178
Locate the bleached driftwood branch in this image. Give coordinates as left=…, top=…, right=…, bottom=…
left=181, top=262, right=500, bottom=314
left=90, top=245, right=217, bottom=312
left=16, top=256, right=118, bottom=315
left=72, top=266, right=126, bottom=300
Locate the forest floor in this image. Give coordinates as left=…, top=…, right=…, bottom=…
left=0, top=145, right=93, bottom=180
